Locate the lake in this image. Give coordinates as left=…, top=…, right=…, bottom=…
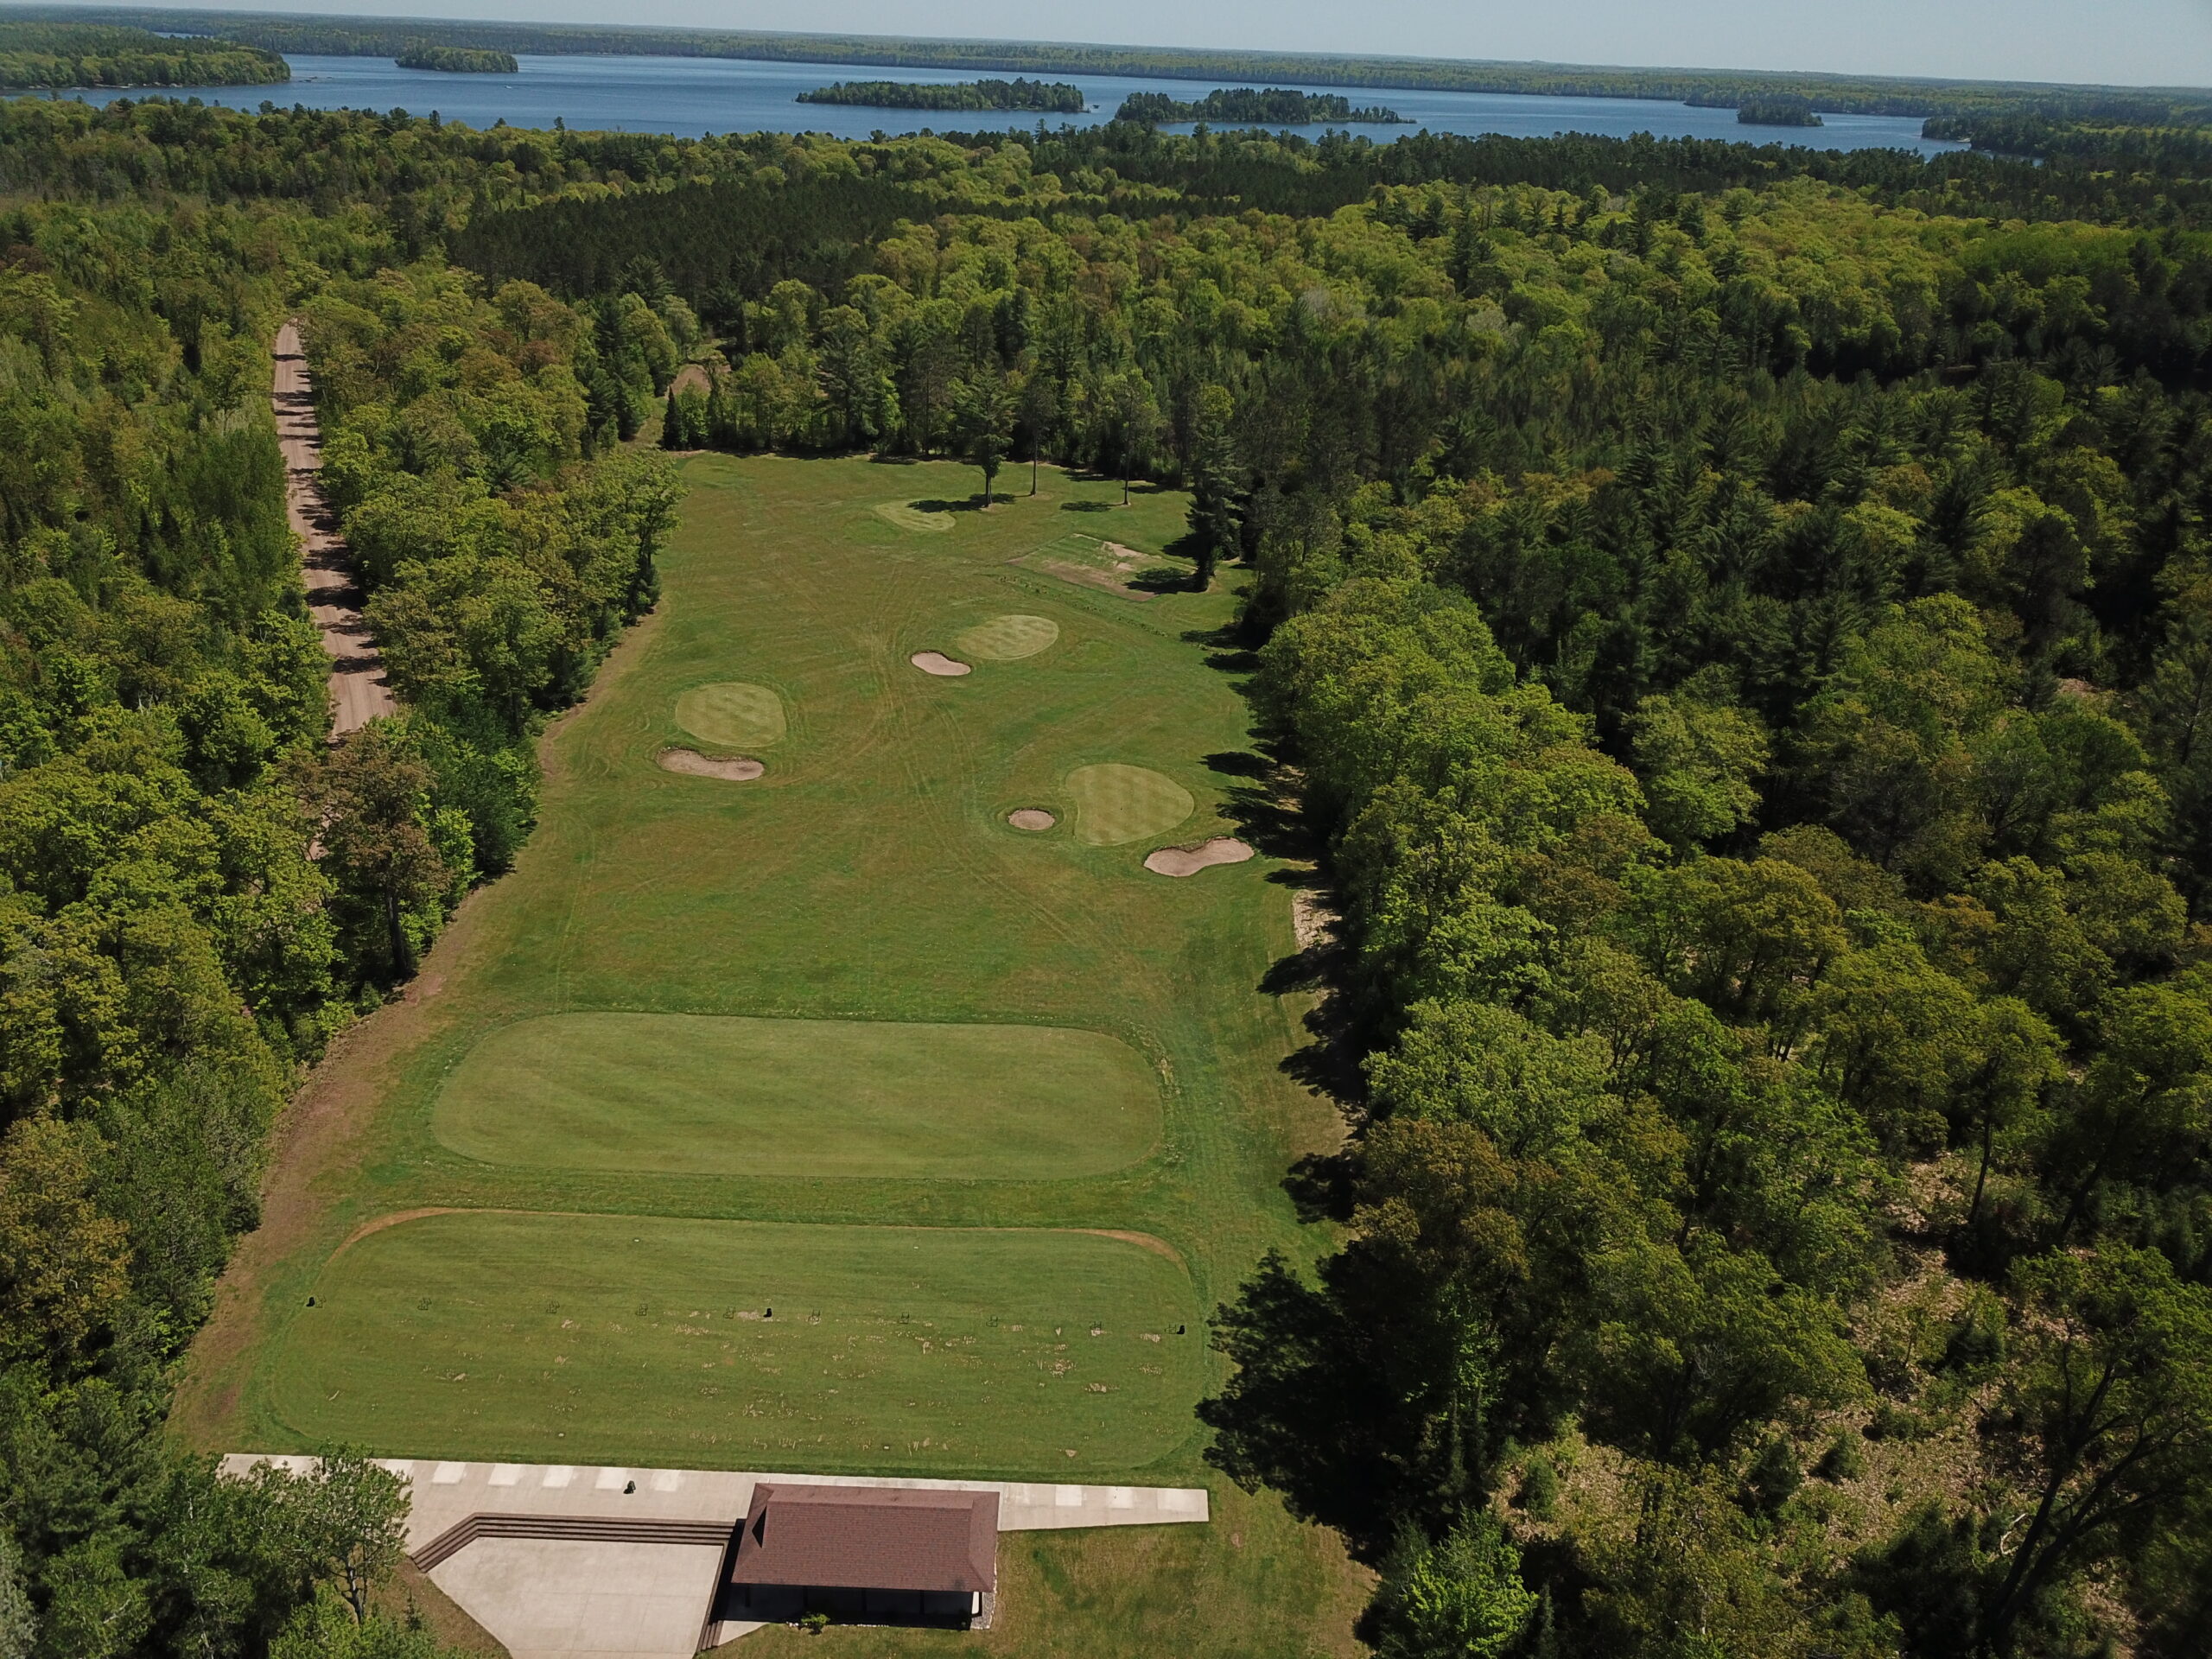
left=60, top=52, right=1965, bottom=156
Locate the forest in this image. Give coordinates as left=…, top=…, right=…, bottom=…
left=2, top=79, right=2212, bottom=1659
left=1113, top=88, right=1408, bottom=126
left=391, top=47, right=518, bottom=75
left=11, top=5, right=2212, bottom=125
left=796, top=78, right=1084, bottom=113
left=0, top=22, right=285, bottom=90
left=0, top=99, right=674, bottom=1655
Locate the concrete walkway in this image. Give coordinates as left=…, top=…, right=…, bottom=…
left=223, top=1454, right=1208, bottom=1657
left=272, top=321, right=395, bottom=735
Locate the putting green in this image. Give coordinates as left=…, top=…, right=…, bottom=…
left=957, top=613, right=1060, bottom=662
left=432, top=1014, right=1160, bottom=1179
left=1066, top=764, right=1197, bottom=847
left=274, top=1212, right=1205, bottom=1469
left=874, top=501, right=952, bottom=532
left=675, top=682, right=785, bottom=750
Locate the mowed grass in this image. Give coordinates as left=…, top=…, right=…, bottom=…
left=957, top=613, right=1061, bottom=661
left=432, top=1013, right=1161, bottom=1179
left=228, top=460, right=1289, bottom=1471
left=675, top=681, right=787, bottom=749
left=273, top=1212, right=1204, bottom=1468
left=1066, top=763, right=1198, bottom=847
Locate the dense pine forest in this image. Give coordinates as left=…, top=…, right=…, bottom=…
left=3, top=81, right=2212, bottom=1659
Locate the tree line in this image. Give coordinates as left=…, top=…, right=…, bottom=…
left=0, top=22, right=286, bottom=90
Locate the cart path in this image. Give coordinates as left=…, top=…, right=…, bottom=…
left=273, top=320, right=395, bottom=734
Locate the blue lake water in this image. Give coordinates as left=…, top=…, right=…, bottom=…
left=57, top=52, right=1965, bottom=156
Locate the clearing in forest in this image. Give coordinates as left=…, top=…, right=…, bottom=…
left=189, top=454, right=1332, bottom=1501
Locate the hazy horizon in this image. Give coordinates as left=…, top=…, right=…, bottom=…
left=23, top=0, right=2212, bottom=91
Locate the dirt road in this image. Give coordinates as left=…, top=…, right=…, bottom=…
left=273, top=320, right=395, bottom=734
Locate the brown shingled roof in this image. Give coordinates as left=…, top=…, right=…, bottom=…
left=729, top=1484, right=999, bottom=1594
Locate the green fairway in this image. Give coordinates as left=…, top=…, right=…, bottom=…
left=273, top=1211, right=1204, bottom=1469
left=431, top=1013, right=1161, bottom=1179
left=1066, top=762, right=1198, bottom=846
left=675, top=681, right=786, bottom=749
left=207, top=457, right=1328, bottom=1501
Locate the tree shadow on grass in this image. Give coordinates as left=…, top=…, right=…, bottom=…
left=911, top=494, right=995, bottom=513
left=1182, top=618, right=1260, bottom=677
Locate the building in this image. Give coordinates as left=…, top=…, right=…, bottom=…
left=721, top=1483, right=1001, bottom=1628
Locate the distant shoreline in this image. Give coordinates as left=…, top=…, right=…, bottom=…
left=6, top=4, right=2209, bottom=124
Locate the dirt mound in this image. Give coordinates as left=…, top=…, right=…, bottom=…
left=1008, top=809, right=1057, bottom=831
left=1144, top=837, right=1255, bottom=877
left=910, top=651, right=972, bottom=677
left=874, top=502, right=953, bottom=532
left=658, top=748, right=764, bottom=781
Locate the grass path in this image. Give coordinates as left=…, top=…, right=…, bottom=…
left=178, top=459, right=1367, bottom=1655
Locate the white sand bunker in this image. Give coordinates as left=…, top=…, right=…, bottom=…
left=1008, top=809, right=1057, bottom=831
left=658, top=748, right=764, bottom=781
left=957, top=614, right=1060, bottom=661
left=911, top=651, right=972, bottom=677
left=1145, top=837, right=1255, bottom=877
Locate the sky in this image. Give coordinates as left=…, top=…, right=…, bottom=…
left=71, top=0, right=2212, bottom=87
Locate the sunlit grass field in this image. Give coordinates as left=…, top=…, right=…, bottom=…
left=431, top=1013, right=1162, bottom=1179
left=190, top=458, right=1365, bottom=1655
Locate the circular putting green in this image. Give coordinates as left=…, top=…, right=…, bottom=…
left=675, top=682, right=786, bottom=750
left=956, top=614, right=1060, bottom=662
left=433, top=1013, right=1160, bottom=1179
left=270, top=1212, right=1205, bottom=1471
left=1065, top=763, right=1195, bottom=848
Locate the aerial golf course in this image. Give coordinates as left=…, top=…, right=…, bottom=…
left=180, top=454, right=1365, bottom=1653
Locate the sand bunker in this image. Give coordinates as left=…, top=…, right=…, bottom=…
left=1008, top=809, right=1058, bottom=831
left=658, top=748, right=764, bottom=781
left=957, top=614, right=1061, bottom=662
left=1144, top=837, right=1255, bottom=877
left=911, top=652, right=972, bottom=677
left=874, top=502, right=953, bottom=532
left=676, top=682, right=786, bottom=749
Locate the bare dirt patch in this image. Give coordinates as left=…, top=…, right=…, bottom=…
left=911, top=651, right=972, bottom=677
left=1144, top=837, right=1255, bottom=877
left=1008, top=809, right=1058, bottom=831
left=1293, top=888, right=1338, bottom=951
left=273, top=320, right=396, bottom=734
left=657, top=747, right=765, bottom=781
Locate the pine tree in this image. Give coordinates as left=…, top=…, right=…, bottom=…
left=1185, top=384, right=1242, bottom=592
